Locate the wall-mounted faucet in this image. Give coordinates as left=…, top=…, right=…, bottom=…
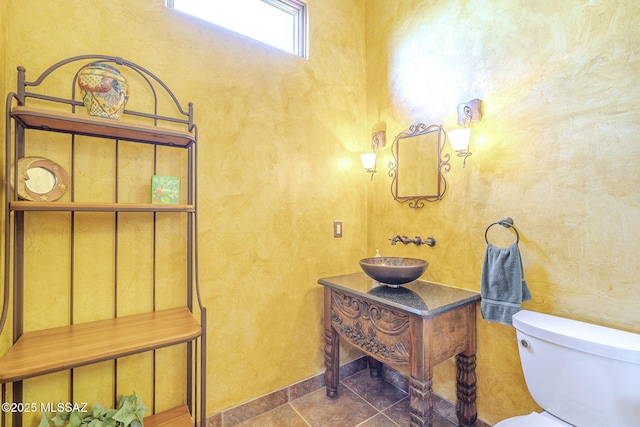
left=389, top=235, right=436, bottom=247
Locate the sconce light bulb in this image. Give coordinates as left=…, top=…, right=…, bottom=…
left=361, top=152, right=377, bottom=170
left=449, top=128, right=471, bottom=152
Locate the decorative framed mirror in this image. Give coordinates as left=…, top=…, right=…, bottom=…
left=388, top=123, right=450, bottom=209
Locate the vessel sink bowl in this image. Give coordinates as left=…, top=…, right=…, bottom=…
left=359, top=257, right=428, bottom=287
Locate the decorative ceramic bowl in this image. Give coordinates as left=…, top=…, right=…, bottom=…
left=78, top=63, right=129, bottom=120
left=359, top=257, right=428, bottom=287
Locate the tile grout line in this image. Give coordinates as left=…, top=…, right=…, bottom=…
left=341, top=370, right=410, bottom=412
left=341, top=375, right=406, bottom=427
left=354, top=411, right=402, bottom=427
left=341, top=379, right=382, bottom=412
left=287, top=358, right=372, bottom=427
left=213, top=357, right=369, bottom=426
left=211, top=356, right=491, bottom=427
left=288, top=402, right=313, bottom=427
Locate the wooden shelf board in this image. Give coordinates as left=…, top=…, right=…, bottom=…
left=0, top=307, right=201, bottom=383
left=10, top=200, right=195, bottom=212
left=145, top=405, right=194, bottom=427
left=12, top=106, right=195, bottom=147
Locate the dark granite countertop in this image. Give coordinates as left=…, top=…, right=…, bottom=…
left=318, top=272, right=480, bottom=318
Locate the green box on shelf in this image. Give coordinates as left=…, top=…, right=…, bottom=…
left=151, top=175, right=180, bottom=204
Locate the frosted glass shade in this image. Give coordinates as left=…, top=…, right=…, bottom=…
left=449, top=128, right=471, bottom=152
left=361, top=152, right=376, bottom=170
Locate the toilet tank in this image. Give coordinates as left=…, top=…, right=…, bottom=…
left=512, top=310, right=640, bottom=427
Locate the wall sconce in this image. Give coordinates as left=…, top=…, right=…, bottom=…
left=448, top=99, right=483, bottom=167
left=361, top=152, right=377, bottom=175
left=361, top=124, right=386, bottom=180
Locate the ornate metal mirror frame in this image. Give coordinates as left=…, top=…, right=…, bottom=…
left=388, top=123, right=450, bottom=209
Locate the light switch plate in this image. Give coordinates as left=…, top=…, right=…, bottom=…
left=333, top=221, right=342, bottom=238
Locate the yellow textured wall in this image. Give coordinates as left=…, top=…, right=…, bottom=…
left=3, top=0, right=640, bottom=425
left=1, top=0, right=368, bottom=422
left=365, top=0, right=640, bottom=424
left=0, top=1, right=5, bottom=94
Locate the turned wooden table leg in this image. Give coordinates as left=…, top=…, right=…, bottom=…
left=324, top=288, right=339, bottom=399
left=456, top=352, right=477, bottom=426
left=368, top=356, right=383, bottom=380
left=409, top=376, right=433, bottom=427
left=409, top=318, right=433, bottom=427
left=456, top=303, right=477, bottom=426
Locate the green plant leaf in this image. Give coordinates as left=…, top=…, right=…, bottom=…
left=51, top=410, right=70, bottom=427
left=131, top=396, right=148, bottom=421
left=112, top=399, right=135, bottom=427
left=38, top=395, right=147, bottom=427
left=37, top=412, right=52, bottom=427
left=91, top=402, right=107, bottom=418
left=68, top=411, right=85, bottom=427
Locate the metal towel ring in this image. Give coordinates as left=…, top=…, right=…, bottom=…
left=484, top=217, right=520, bottom=244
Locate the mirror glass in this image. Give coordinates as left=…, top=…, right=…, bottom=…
left=389, top=123, right=450, bottom=209
left=26, top=167, right=57, bottom=194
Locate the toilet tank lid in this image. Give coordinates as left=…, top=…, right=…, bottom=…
left=512, top=310, right=640, bottom=364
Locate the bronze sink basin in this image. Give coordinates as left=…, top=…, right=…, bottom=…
left=359, top=257, right=428, bottom=287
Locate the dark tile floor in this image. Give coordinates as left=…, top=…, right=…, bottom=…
left=234, top=369, right=459, bottom=427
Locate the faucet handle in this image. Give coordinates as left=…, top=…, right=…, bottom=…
left=423, top=237, right=436, bottom=247
left=414, top=236, right=436, bottom=246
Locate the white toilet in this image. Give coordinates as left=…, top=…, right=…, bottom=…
left=494, top=310, right=640, bottom=427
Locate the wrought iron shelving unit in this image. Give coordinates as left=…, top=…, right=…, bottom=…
left=1, top=55, right=206, bottom=427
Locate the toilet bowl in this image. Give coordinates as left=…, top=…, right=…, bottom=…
left=494, top=411, right=571, bottom=427
left=493, top=310, right=640, bottom=427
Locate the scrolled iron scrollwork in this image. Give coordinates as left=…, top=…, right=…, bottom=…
left=389, top=123, right=450, bottom=209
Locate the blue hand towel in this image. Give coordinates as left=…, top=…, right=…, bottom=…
left=481, top=243, right=531, bottom=325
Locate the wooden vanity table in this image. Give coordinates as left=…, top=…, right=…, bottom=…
left=319, top=273, right=480, bottom=427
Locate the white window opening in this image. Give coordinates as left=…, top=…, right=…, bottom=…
left=167, top=0, right=308, bottom=59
